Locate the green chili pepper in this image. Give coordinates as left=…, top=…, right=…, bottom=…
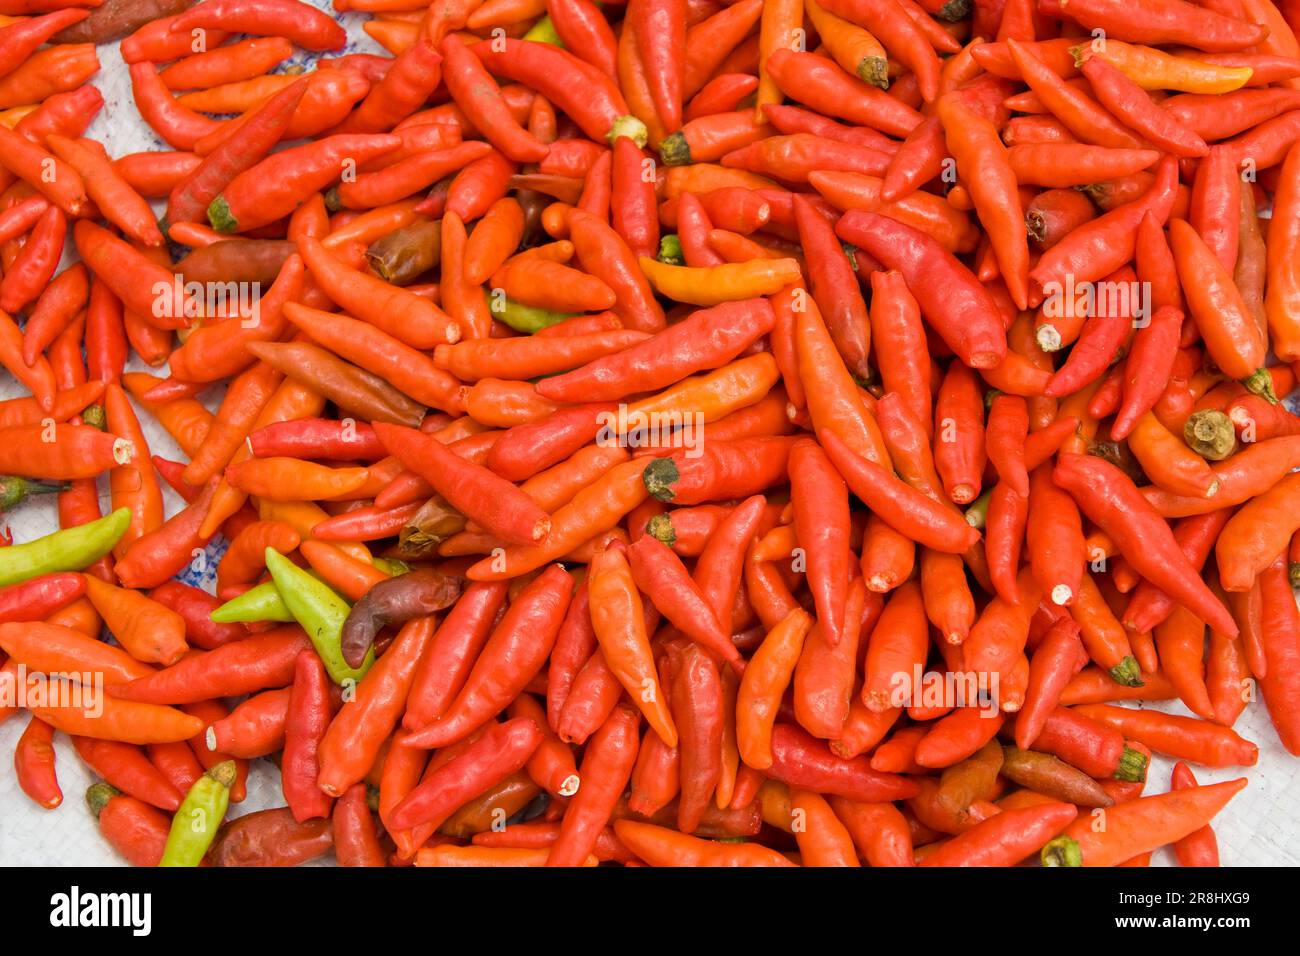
left=0, top=507, right=131, bottom=588
left=657, top=234, right=684, bottom=266
left=265, top=548, right=373, bottom=684
left=964, top=489, right=993, bottom=530
left=487, top=293, right=575, bottom=334
left=210, top=579, right=296, bottom=624
left=159, top=760, right=236, bottom=867
left=0, top=477, right=67, bottom=512
left=523, top=14, right=564, bottom=46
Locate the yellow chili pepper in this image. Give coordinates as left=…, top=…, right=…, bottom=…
left=638, top=256, right=802, bottom=305
left=258, top=498, right=373, bottom=565
left=1075, top=41, right=1252, bottom=94
left=625, top=353, right=781, bottom=427
left=0, top=105, right=35, bottom=129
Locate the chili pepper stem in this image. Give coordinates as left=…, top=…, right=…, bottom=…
left=0, top=477, right=68, bottom=511
left=1184, top=410, right=1237, bottom=461
left=608, top=115, right=649, bottom=149
left=1114, top=745, right=1149, bottom=782
left=1108, top=656, right=1144, bottom=689
left=1241, top=368, right=1279, bottom=404
left=1040, top=835, right=1084, bottom=867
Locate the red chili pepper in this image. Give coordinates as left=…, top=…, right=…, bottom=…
left=169, top=0, right=346, bottom=52
left=549, top=704, right=641, bottom=866
left=1037, top=0, right=1266, bottom=51
left=374, top=423, right=548, bottom=545
left=71, top=736, right=182, bottom=813
left=110, top=627, right=311, bottom=704
left=1053, top=454, right=1237, bottom=637
left=86, top=784, right=170, bottom=867
left=626, top=534, right=739, bottom=670
left=1122, top=509, right=1232, bottom=634
left=441, top=35, right=546, bottom=163
left=551, top=0, right=618, bottom=79
left=402, top=565, right=572, bottom=748
left=390, top=716, right=543, bottom=830
left=165, top=78, right=307, bottom=231
left=471, top=39, right=644, bottom=145
left=1029, top=156, right=1179, bottom=304
left=319, top=616, right=434, bottom=796
left=1074, top=703, right=1259, bottom=768
left=837, top=211, right=1006, bottom=369
left=280, top=650, right=335, bottom=823
left=628, top=0, right=686, bottom=133
left=1257, top=556, right=1300, bottom=755
left=822, top=429, right=981, bottom=554
left=15, top=716, right=61, bottom=809
left=768, top=723, right=919, bottom=802
left=148, top=581, right=245, bottom=651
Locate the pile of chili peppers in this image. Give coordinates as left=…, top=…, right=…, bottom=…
left=0, top=0, right=1299, bottom=869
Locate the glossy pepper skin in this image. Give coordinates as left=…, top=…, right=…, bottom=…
left=158, top=760, right=236, bottom=867
left=265, top=549, right=373, bottom=685
left=836, top=211, right=1007, bottom=369
left=6, top=0, right=1300, bottom=875
left=1053, top=455, right=1237, bottom=638
left=281, top=651, right=335, bottom=823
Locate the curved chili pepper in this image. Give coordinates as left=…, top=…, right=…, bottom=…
left=471, top=38, right=644, bottom=145
left=15, top=715, right=61, bottom=809
left=165, top=78, right=307, bottom=231
left=390, top=580, right=506, bottom=728
left=401, top=564, right=572, bottom=747
left=822, top=429, right=981, bottom=554
left=0, top=126, right=88, bottom=216
left=318, top=616, right=434, bottom=797
left=770, top=722, right=919, bottom=801
left=736, top=607, right=812, bottom=769
left=209, top=135, right=400, bottom=233
left=338, top=570, right=460, bottom=668
left=390, top=716, right=544, bottom=831
left=1215, top=471, right=1300, bottom=591
left=1037, top=0, right=1265, bottom=51
left=307, top=236, right=460, bottom=347
left=281, top=650, right=334, bottom=823
left=626, top=535, right=739, bottom=670
left=837, top=211, right=1007, bottom=368
left=1029, top=156, right=1178, bottom=304
left=1169, top=218, right=1269, bottom=394
left=110, top=626, right=309, bottom=705
left=1053, top=453, right=1236, bottom=636
left=169, top=0, right=345, bottom=51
